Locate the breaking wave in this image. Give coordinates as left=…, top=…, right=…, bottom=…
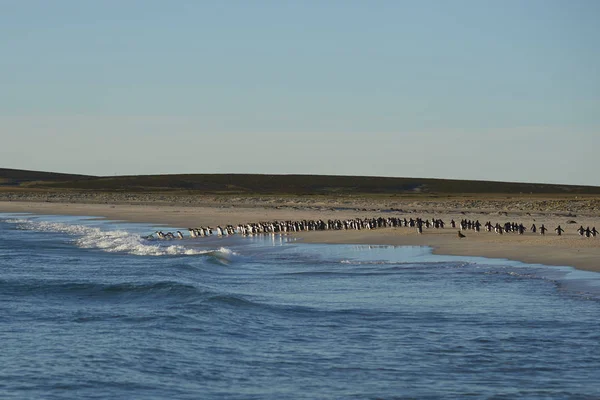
left=6, top=218, right=232, bottom=257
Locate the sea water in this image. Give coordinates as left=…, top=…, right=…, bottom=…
left=1, top=214, right=600, bottom=399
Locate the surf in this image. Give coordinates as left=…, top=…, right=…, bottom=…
left=5, top=218, right=234, bottom=257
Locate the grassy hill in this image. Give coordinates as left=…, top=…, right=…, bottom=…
left=0, top=168, right=94, bottom=186
left=1, top=168, right=599, bottom=195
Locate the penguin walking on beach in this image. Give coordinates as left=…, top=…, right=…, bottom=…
left=457, top=231, right=466, bottom=239
left=539, top=225, right=547, bottom=235
left=555, top=225, right=564, bottom=236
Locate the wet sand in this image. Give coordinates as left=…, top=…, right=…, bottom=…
left=1, top=195, right=599, bottom=272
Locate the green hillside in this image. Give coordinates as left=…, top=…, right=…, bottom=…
left=0, top=168, right=94, bottom=186
left=1, top=168, right=599, bottom=195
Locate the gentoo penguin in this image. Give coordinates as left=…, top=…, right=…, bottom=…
left=416, top=220, right=423, bottom=234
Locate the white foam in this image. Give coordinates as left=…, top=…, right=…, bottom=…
left=340, top=259, right=400, bottom=265
left=7, top=218, right=225, bottom=257
left=217, top=247, right=235, bottom=255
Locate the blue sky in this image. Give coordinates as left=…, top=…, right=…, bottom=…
left=1, top=0, right=599, bottom=185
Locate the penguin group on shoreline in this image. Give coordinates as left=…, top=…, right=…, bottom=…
left=143, top=215, right=598, bottom=241
left=577, top=226, right=599, bottom=238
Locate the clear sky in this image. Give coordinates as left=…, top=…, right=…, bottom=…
left=1, top=0, right=599, bottom=185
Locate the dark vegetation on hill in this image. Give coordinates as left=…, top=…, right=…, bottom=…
left=1, top=168, right=599, bottom=195
left=0, top=168, right=94, bottom=186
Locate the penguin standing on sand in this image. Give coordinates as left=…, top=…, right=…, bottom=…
left=540, top=224, right=547, bottom=235
left=531, top=224, right=537, bottom=233
left=555, top=225, right=564, bottom=236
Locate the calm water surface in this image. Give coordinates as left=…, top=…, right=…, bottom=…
left=1, top=214, right=600, bottom=399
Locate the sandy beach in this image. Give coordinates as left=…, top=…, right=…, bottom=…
left=1, top=192, right=599, bottom=273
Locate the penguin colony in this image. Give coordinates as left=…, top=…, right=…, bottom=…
left=145, top=217, right=599, bottom=240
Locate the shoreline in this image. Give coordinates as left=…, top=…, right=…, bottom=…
left=1, top=199, right=599, bottom=273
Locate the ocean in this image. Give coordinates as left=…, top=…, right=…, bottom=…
left=1, top=213, right=600, bottom=399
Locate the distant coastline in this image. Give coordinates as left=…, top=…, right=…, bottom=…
left=3, top=168, right=599, bottom=272
left=1, top=188, right=599, bottom=273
